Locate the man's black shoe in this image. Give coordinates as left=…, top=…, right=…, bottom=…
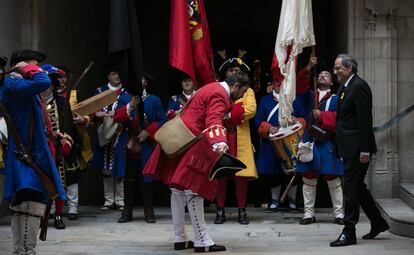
left=174, top=240, right=194, bottom=250
left=67, top=213, right=78, bottom=221
left=334, top=218, right=345, bottom=225
left=54, top=215, right=66, bottom=230
left=117, top=214, right=133, bottom=223
left=299, top=217, right=316, bottom=225
left=330, top=233, right=357, bottom=247
left=238, top=208, right=249, bottom=225
left=214, top=207, right=226, bottom=224
left=194, top=244, right=226, bottom=253
left=145, top=214, right=156, bottom=223
left=362, top=223, right=389, bottom=239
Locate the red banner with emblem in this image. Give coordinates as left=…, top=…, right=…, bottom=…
left=169, top=0, right=214, bottom=88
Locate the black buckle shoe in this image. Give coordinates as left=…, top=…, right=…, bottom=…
left=67, top=213, right=78, bottom=221
left=174, top=240, right=194, bottom=250
left=267, top=199, right=279, bottom=211
left=194, top=244, right=226, bottom=253
left=117, top=214, right=133, bottom=223
left=214, top=207, right=226, bottom=224
left=54, top=215, right=66, bottom=230
left=330, top=233, right=356, bottom=247
left=362, top=222, right=389, bottom=239
left=145, top=214, right=156, bottom=223
left=299, top=217, right=316, bottom=225
left=238, top=208, right=249, bottom=225
left=334, top=217, right=345, bottom=225
left=288, top=200, right=299, bottom=213
left=144, top=207, right=156, bottom=223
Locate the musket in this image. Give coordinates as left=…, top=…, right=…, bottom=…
left=279, top=173, right=296, bottom=204
left=58, top=61, right=93, bottom=132
left=0, top=104, right=59, bottom=199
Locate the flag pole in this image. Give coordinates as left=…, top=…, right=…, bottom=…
left=311, top=46, right=318, bottom=110
left=210, top=58, right=216, bottom=81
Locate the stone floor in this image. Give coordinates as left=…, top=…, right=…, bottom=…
left=0, top=206, right=413, bottom=255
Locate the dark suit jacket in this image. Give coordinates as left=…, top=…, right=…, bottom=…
left=336, top=74, right=377, bottom=159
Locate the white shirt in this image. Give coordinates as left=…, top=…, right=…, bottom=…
left=108, top=82, right=122, bottom=91
left=318, top=89, right=330, bottom=102
left=219, top=81, right=231, bottom=97
left=343, top=74, right=355, bottom=88
left=182, top=90, right=195, bottom=100
left=272, top=90, right=280, bottom=101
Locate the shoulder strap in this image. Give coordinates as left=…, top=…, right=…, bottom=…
left=177, top=91, right=197, bottom=117
left=267, top=102, right=279, bottom=122
left=324, top=97, right=333, bottom=111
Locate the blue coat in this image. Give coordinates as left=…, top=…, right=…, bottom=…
left=91, top=86, right=130, bottom=177
left=92, top=85, right=166, bottom=180
left=254, top=93, right=307, bottom=175
left=139, top=94, right=167, bottom=182
left=297, top=92, right=344, bottom=176
left=0, top=73, right=66, bottom=202
left=166, top=94, right=185, bottom=113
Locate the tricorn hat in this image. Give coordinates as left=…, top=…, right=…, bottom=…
left=104, top=63, right=119, bottom=75
left=178, top=72, right=192, bottom=82
left=10, top=49, right=46, bottom=67
left=209, top=152, right=246, bottom=180
left=218, top=58, right=250, bottom=74
left=142, top=70, right=155, bottom=83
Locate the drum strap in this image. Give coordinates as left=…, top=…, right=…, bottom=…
left=267, top=103, right=279, bottom=122
left=324, top=97, right=332, bottom=111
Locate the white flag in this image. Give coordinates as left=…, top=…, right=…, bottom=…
left=275, top=0, right=315, bottom=127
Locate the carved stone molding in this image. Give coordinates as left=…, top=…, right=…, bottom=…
left=386, top=8, right=398, bottom=30
left=364, top=8, right=377, bottom=31
left=364, top=6, right=398, bottom=31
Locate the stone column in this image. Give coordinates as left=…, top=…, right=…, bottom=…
left=348, top=0, right=399, bottom=198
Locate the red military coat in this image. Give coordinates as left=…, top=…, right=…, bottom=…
left=143, top=82, right=232, bottom=201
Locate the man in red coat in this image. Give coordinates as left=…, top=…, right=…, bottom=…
left=144, top=73, right=250, bottom=253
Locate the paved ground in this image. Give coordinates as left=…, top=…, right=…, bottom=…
left=0, top=206, right=413, bottom=255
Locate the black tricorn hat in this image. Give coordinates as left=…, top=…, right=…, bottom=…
left=0, top=57, right=7, bottom=68
left=218, top=58, right=250, bottom=74
left=142, top=70, right=154, bottom=83
left=10, top=49, right=46, bottom=67
left=104, top=63, right=119, bottom=75
left=208, top=153, right=246, bottom=180
left=178, top=72, right=192, bottom=82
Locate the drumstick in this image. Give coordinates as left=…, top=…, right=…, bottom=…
left=311, top=46, right=318, bottom=110
left=280, top=174, right=296, bottom=204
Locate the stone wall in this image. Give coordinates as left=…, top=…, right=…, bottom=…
left=348, top=0, right=414, bottom=198
left=397, top=0, right=414, bottom=183
left=0, top=0, right=109, bottom=204
left=0, top=0, right=109, bottom=97
left=0, top=0, right=24, bottom=56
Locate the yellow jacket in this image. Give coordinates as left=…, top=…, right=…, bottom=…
left=235, top=88, right=258, bottom=179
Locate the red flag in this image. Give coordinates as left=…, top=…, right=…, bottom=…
left=169, top=0, right=214, bottom=88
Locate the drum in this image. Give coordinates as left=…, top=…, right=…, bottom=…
left=269, top=122, right=304, bottom=173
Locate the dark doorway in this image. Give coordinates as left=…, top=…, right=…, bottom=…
left=81, top=0, right=348, bottom=208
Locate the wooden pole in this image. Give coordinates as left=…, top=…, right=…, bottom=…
left=311, top=46, right=318, bottom=110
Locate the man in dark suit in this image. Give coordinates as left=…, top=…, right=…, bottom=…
left=330, top=54, right=389, bottom=247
